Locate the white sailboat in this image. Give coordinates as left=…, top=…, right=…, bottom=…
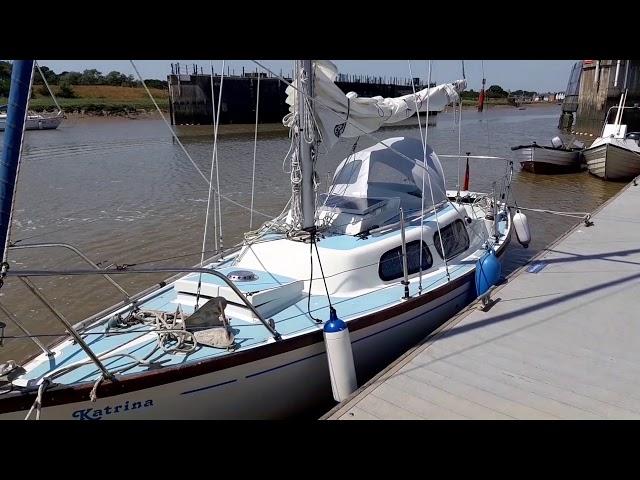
left=0, top=61, right=64, bottom=132
left=0, top=60, right=517, bottom=419
left=583, top=91, right=640, bottom=181
left=0, top=110, right=63, bottom=131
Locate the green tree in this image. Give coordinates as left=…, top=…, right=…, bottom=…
left=80, top=69, right=103, bottom=85
left=486, top=85, right=508, bottom=98
left=144, top=79, right=168, bottom=89
left=0, top=78, right=9, bottom=97
left=0, top=61, right=12, bottom=80
left=126, top=74, right=137, bottom=87
left=461, top=89, right=479, bottom=100
left=59, top=71, right=82, bottom=85
left=34, top=65, right=59, bottom=85
left=105, top=70, right=127, bottom=86
left=58, top=80, right=76, bottom=98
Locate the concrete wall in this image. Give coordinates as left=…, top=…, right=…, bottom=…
left=167, top=74, right=432, bottom=126
left=574, top=60, right=640, bottom=135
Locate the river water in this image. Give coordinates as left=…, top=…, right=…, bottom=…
left=0, top=105, right=623, bottom=366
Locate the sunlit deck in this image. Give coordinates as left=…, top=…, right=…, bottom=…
left=325, top=180, right=640, bottom=419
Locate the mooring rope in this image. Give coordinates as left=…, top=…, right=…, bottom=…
left=509, top=205, right=592, bottom=220
left=24, top=378, right=50, bottom=420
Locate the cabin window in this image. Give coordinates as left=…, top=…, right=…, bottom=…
left=433, top=219, right=470, bottom=261
left=378, top=240, right=433, bottom=282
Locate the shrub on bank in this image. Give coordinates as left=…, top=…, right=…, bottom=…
left=58, top=81, right=77, bottom=98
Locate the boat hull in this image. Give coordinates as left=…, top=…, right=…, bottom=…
left=512, top=145, right=581, bottom=174
left=0, top=197, right=512, bottom=420
left=0, top=274, right=478, bottom=420
left=583, top=143, right=640, bottom=181
left=0, top=114, right=63, bottom=131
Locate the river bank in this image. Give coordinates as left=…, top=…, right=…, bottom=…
left=459, top=99, right=560, bottom=109
left=0, top=85, right=169, bottom=117
left=1, top=84, right=560, bottom=118
left=43, top=101, right=560, bottom=123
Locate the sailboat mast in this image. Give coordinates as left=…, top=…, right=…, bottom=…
left=297, top=60, right=316, bottom=230
left=1, top=60, right=34, bottom=264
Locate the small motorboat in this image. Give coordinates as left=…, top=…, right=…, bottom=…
left=511, top=136, right=583, bottom=174
left=583, top=97, right=640, bottom=181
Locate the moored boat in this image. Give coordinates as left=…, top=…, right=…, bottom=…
left=511, top=137, right=583, bottom=174
left=0, top=109, right=63, bottom=131
left=0, top=60, right=518, bottom=420
left=583, top=97, right=640, bottom=181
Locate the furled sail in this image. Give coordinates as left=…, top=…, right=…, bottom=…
left=284, top=60, right=466, bottom=150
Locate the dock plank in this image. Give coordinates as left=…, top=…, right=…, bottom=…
left=326, top=180, right=640, bottom=420
left=355, top=393, right=421, bottom=420
left=339, top=406, right=380, bottom=420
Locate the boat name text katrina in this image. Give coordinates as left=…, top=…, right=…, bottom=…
left=72, top=399, right=154, bottom=420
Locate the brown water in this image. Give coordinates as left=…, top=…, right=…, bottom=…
left=0, top=105, right=623, bottom=363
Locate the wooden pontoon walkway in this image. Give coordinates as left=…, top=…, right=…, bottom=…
left=324, top=180, right=640, bottom=419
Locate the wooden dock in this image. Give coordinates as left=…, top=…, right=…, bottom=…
left=324, top=180, right=640, bottom=420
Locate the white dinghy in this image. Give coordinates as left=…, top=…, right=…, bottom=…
left=511, top=136, right=583, bottom=174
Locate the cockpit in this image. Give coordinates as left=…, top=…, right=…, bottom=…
left=317, top=137, right=448, bottom=235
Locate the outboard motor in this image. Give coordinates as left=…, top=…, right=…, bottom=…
left=551, top=136, right=564, bottom=149
left=625, top=132, right=640, bottom=145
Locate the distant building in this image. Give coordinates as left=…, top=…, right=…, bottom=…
left=536, top=92, right=558, bottom=102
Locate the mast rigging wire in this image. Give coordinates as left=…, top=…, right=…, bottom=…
left=129, top=60, right=271, bottom=219
left=194, top=61, right=224, bottom=309
left=35, top=61, right=62, bottom=113
left=250, top=71, right=261, bottom=229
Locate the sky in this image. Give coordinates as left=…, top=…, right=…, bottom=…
left=36, top=60, right=577, bottom=92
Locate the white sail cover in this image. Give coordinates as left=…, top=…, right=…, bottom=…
left=329, top=137, right=447, bottom=211
left=285, top=60, right=466, bottom=150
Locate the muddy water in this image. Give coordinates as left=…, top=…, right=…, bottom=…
left=0, top=105, right=623, bottom=365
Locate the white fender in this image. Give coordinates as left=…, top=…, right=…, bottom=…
left=513, top=210, right=531, bottom=248
left=324, top=309, right=357, bottom=402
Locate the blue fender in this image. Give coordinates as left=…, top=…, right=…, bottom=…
left=475, top=248, right=501, bottom=296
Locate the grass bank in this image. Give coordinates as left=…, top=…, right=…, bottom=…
left=461, top=98, right=513, bottom=107
left=1, top=85, right=169, bottom=115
